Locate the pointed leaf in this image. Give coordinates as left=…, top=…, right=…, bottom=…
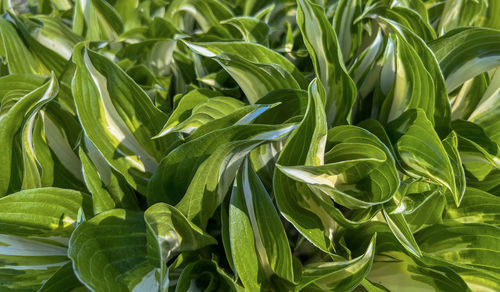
left=430, top=27, right=500, bottom=93
left=296, top=0, right=357, bottom=125
left=274, top=79, right=336, bottom=252
left=389, top=109, right=460, bottom=206
left=71, top=43, right=167, bottom=193
left=186, top=48, right=300, bottom=104
left=0, top=74, right=58, bottom=195
left=38, top=262, right=86, bottom=292
left=230, top=159, right=293, bottom=290
left=184, top=41, right=307, bottom=87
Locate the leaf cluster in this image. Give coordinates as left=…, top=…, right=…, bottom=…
left=1, top=0, right=500, bottom=291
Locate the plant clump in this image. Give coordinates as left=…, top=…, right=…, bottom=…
left=0, top=0, right=499, bottom=291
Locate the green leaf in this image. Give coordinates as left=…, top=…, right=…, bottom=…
left=467, top=68, right=500, bottom=145
left=436, top=0, right=486, bottom=34
left=248, top=141, right=284, bottom=190
left=467, top=168, right=500, bottom=195
left=333, top=0, right=363, bottom=62
left=383, top=202, right=422, bottom=257
left=0, top=187, right=91, bottom=291
left=274, top=78, right=336, bottom=252
left=368, top=251, right=471, bottom=292
left=113, top=0, right=142, bottom=31
left=149, top=122, right=295, bottom=226
left=176, top=125, right=295, bottom=227
left=0, top=187, right=91, bottom=236
left=451, top=72, right=489, bottom=121
left=325, top=125, right=400, bottom=207
left=144, top=203, right=216, bottom=290
left=444, top=187, right=500, bottom=226
left=156, top=95, right=244, bottom=137
left=175, top=260, right=241, bottom=292
left=403, top=186, right=447, bottom=232
left=453, top=120, right=498, bottom=156
left=165, top=0, right=233, bottom=36
left=230, top=159, right=293, bottom=289
left=38, top=262, right=86, bottom=292
left=343, top=223, right=471, bottom=292
left=295, top=235, right=376, bottom=291
left=186, top=103, right=278, bottom=141
left=221, top=17, right=269, bottom=44
left=186, top=44, right=301, bottom=104
left=372, top=6, right=436, bottom=41
left=450, top=72, right=490, bottom=120
left=278, top=142, right=390, bottom=209
left=153, top=89, right=221, bottom=138
left=71, top=43, right=167, bottom=193
left=416, top=222, right=500, bottom=276
left=79, top=146, right=114, bottom=213
left=349, top=30, right=386, bottom=103
left=457, top=269, right=500, bottom=292
left=0, top=17, right=43, bottom=75
left=480, top=0, right=500, bottom=30
left=9, top=13, right=83, bottom=75
left=430, top=27, right=500, bottom=93
left=0, top=234, right=70, bottom=291
left=21, top=113, right=44, bottom=190
left=453, top=120, right=498, bottom=181
left=389, top=109, right=461, bottom=206
left=378, top=18, right=450, bottom=132
left=442, top=131, right=466, bottom=205
left=296, top=0, right=357, bottom=125
left=254, top=89, right=308, bottom=124
left=40, top=109, right=85, bottom=191
left=183, top=42, right=305, bottom=86
left=378, top=31, right=435, bottom=126
left=73, top=0, right=124, bottom=41
left=229, top=166, right=263, bottom=291
left=68, top=209, right=157, bottom=292
left=0, top=74, right=58, bottom=195
left=0, top=74, right=46, bottom=100
left=79, top=138, right=138, bottom=214
left=279, top=122, right=400, bottom=210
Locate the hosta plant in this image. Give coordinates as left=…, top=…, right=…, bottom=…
left=1, top=0, right=500, bottom=291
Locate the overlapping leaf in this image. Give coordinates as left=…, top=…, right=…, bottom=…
left=0, top=188, right=91, bottom=291
left=230, top=159, right=293, bottom=289
left=72, top=43, right=168, bottom=193
left=1, top=1, right=500, bottom=291
left=296, top=0, right=357, bottom=125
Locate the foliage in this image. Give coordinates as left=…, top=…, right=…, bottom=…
left=0, top=0, right=500, bottom=291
